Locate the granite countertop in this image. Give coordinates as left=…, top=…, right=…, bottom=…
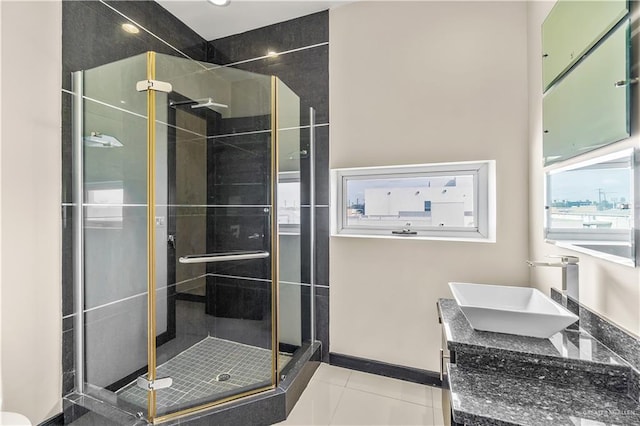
left=448, top=364, right=640, bottom=426
left=438, top=298, right=631, bottom=373
left=438, top=298, right=640, bottom=426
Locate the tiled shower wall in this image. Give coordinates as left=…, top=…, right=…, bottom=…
left=207, top=11, right=331, bottom=361
left=62, top=1, right=330, bottom=398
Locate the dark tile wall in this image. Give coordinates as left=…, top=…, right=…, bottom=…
left=62, top=1, right=206, bottom=91
left=207, top=10, right=331, bottom=360
left=208, top=11, right=329, bottom=65
left=230, top=46, right=329, bottom=127
left=62, top=316, right=75, bottom=396
left=61, top=0, right=206, bottom=199
left=61, top=0, right=207, bottom=397
left=315, top=206, right=330, bottom=287
left=205, top=113, right=272, bottom=322
left=316, top=286, right=330, bottom=361
left=314, top=125, right=331, bottom=206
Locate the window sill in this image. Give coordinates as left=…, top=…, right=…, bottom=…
left=331, top=232, right=496, bottom=243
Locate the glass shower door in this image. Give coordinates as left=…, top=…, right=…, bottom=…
left=148, top=53, right=279, bottom=421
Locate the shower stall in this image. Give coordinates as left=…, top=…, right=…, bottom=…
left=71, top=51, right=316, bottom=423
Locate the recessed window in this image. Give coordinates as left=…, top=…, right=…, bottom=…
left=332, top=161, right=496, bottom=241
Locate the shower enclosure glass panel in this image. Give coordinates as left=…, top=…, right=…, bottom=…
left=149, top=53, right=278, bottom=418
left=78, top=53, right=152, bottom=417
left=276, top=79, right=312, bottom=369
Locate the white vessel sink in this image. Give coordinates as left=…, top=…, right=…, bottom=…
left=448, top=282, right=578, bottom=339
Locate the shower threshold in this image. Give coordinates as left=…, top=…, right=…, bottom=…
left=116, top=336, right=291, bottom=414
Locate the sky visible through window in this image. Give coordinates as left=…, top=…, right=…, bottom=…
left=548, top=158, right=632, bottom=231
left=550, top=168, right=630, bottom=204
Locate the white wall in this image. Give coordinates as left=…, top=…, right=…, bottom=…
left=329, top=1, right=529, bottom=371
left=0, top=0, right=4, bottom=408
left=527, top=1, right=640, bottom=336
left=0, top=0, right=62, bottom=423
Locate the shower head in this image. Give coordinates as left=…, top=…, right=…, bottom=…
left=287, top=149, right=309, bottom=160
left=169, top=97, right=229, bottom=111
left=191, top=98, right=228, bottom=110
left=83, top=132, right=124, bottom=148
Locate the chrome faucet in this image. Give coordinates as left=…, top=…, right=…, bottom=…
left=527, top=255, right=579, bottom=303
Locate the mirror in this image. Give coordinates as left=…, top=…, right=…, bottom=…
left=545, top=148, right=637, bottom=266
left=542, top=20, right=630, bottom=166
left=542, top=0, right=628, bottom=91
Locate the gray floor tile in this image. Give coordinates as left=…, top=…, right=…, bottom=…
left=116, top=336, right=290, bottom=412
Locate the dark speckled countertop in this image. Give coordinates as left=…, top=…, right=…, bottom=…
left=438, top=299, right=630, bottom=370
left=438, top=298, right=640, bottom=426
left=448, top=364, right=640, bottom=426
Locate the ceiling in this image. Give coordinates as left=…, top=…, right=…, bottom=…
left=156, top=0, right=350, bottom=41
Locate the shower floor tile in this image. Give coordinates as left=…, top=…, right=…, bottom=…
left=116, top=336, right=290, bottom=413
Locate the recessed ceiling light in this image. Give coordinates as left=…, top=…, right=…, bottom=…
left=207, top=0, right=230, bottom=6
left=122, top=23, right=140, bottom=34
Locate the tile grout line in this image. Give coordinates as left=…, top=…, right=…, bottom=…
left=432, top=387, right=445, bottom=425
left=208, top=42, right=329, bottom=70
left=118, top=336, right=292, bottom=412
left=340, top=384, right=437, bottom=410
left=319, top=366, right=438, bottom=413
left=327, top=371, right=350, bottom=426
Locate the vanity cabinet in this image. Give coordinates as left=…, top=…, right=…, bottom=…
left=542, top=0, right=628, bottom=91
left=542, top=21, right=630, bottom=165
left=437, top=302, right=462, bottom=426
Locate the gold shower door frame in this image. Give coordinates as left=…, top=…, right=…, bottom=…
left=142, top=52, right=280, bottom=424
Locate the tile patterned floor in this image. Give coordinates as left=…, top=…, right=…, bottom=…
left=277, top=363, right=446, bottom=425
left=117, top=336, right=290, bottom=413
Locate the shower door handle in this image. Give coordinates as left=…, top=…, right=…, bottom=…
left=178, top=250, right=270, bottom=264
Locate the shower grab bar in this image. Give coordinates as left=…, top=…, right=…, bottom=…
left=179, top=250, right=269, bottom=264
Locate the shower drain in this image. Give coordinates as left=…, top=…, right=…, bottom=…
left=215, top=373, right=231, bottom=382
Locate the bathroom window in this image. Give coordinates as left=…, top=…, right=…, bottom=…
left=545, top=148, right=636, bottom=265
left=278, top=172, right=301, bottom=234
left=332, top=161, right=496, bottom=241
left=85, top=181, right=124, bottom=229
